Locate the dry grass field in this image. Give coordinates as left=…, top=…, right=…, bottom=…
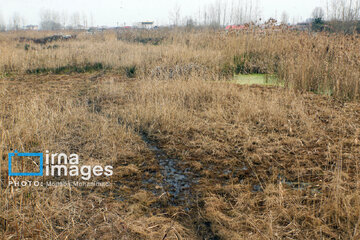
left=1, top=29, right=360, bottom=239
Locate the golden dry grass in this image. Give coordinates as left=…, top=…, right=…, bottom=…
left=96, top=76, right=360, bottom=239
left=1, top=29, right=360, bottom=239
left=1, top=29, right=360, bottom=99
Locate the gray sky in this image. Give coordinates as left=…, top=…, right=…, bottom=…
left=0, top=0, right=325, bottom=26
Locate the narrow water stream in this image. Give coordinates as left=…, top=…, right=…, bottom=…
left=139, top=131, right=198, bottom=206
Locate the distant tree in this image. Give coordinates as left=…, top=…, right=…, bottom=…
left=169, top=3, right=181, bottom=26
left=196, top=0, right=260, bottom=27
left=312, top=7, right=325, bottom=20
left=222, top=0, right=228, bottom=26
left=312, top=17, right=325, bottom=31
left=327, top=0, right=360, bottom=21
left=0, top=11, right=5, bottom=31
left=60, top=11, right=68, bottom=27
left=40, top=10, right=63, bottom=30
left=8, top=13, right=22, bottom=30
left=40, top=20, right=62, bottom=30
left=90, top=13, right=95, bottom=27
left=186, top=17, right=196, bottom=28
left=311, top=7, right=325, bottom=31
left=231, top=0, right=260, bottom=25
left=281, top=11, right=289, bottom=24
left=81, top=12, right=88, bottom=29
left=70, top=12, right=81, bottom=28
left=325, top=0, right=360, bottom=33
left=208, top=2, right=220, bottom=27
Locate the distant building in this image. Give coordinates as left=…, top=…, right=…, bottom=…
left=293, top=22, right=311, bottom=31
left=137, top=21, right=154, bottom=29
left=114, top=26, right=132, bottom=30
left=74, top=24, right=86, bottom=30
left=24, top=25, right=38, bottom=30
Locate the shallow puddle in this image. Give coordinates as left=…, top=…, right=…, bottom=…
left=233, top=74, right=282, bottom=86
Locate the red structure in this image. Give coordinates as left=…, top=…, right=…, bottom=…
left=225, top=25, right=247, bottom=30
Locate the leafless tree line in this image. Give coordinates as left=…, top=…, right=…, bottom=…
left=0, top=9, right=94, bottom=31
left=311, top=0, right=360, bottom=33
left=39, top=10, right=93, bottom=30
left=170, top=0, right=261, bottom=27
left=0, top=12, right=25, bottom=31
left=0, top=11, right=6, bottom=31
left=326, top=0, right=360, bottom=21
left=173, top=0, right=360, bottom=28
left=2, top=0, right=360, bottom=31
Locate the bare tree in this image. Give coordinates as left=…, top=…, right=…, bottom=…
left=169, top=2, right=181, bottom=26
left=327, top=0, right=360, bottom=21
left=235, top=1, right=244, bottom=24
left=70, top=12, right=81, bottom=28
left=90, top=13, right=95, bottom=27
left=185, top=16, right=196, bottom=29
left=81, top=12, right=88, bottom=29
left=222, top=0, right=228, bottom=26
left=312, top=7, right=325, bottom=20
left=231, top=0, right=260, bottom=24
left=0, top=11, right=5, bottom=31
left=61, top=10, right=68, bottom=27
left=40, top=10, right=62, bottom=30
left=325, top=0, right=360, bottom=33
left=281, top=11, right=289, bottom=24
left=215, top=0, right=221, bottom=26
left=229, top=0, right=235, bottom=24
left=207, top=2, right=219, bottom=27
left=8, top=13, right=22, bottom=30
left=195, top=0, right=260, bottom=27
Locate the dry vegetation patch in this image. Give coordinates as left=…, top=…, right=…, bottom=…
left=1, top=29, right=360, bottom=239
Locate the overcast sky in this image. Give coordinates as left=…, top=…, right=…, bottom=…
left=0, top=0, right=326, bottom=26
